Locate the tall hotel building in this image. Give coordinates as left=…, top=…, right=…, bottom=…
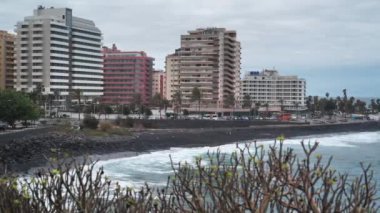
left=165, top=28, right=241, bottom=110
left=102, top=44, right=154, bottom=105
left=241, top=70, right=306, bottom=110
left=0, top=31, right=15, bottom=90
left=152, top=70, right=166, bottom=98
left=14, top=6, right=103, bottom=102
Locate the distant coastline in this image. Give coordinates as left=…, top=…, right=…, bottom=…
left=0, top=120, right=379, bottom=174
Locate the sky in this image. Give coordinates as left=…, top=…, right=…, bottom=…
left=1, top=0, right=380, bottom=97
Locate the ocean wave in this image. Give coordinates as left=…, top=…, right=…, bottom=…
left=98, top=131, right=380, bottom=187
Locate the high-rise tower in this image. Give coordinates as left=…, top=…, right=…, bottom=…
left=14, top=6, right=103, bottom=105
left=165, top=28, right=241, bottom=111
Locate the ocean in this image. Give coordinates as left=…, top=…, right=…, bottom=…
left=97, top=131, right=380, bottom=191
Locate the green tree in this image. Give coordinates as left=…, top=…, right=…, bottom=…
left=279, top=98, right=285, bottom=112
left=71, top=89, right=82, bottom=122
left=343, top=89, right=348, bottom=116
left=324, top=98, right=337, bottom=119
left=29, top=82, right=45, bottom=105
left=183, top=109, right=189, bottom=117
left=162, top=98, right=170, bottom=113
left=151, top=93, right=164, bottom=119
left=313, top=96, right=320, bottom=112
left=294, top=101, right=300, bottom=119
left=224, top=93, right=235, bottom=109
left=130, top=93, right=142, bottom=116
left=224, top=93, right=235, bottom=117
left=337, top=96, right=345, bottom=113
left=354, top=99, right=367, bottom=114
left=347, top=96, right=355, bottom=113
left=172, top=90, right=182, bottom=116
left=191, top=87, right=202, bottom=114
left=264, top=102, right=269, bottom=118
left=0, top=90, right=40, bottom=128
left=254, top=102, right=261, bottom=117
left=104, top=105, right=114, bottom=117
left=144, top=107, right=152, bottom=118
left=242, top=94, right=252, bottom=109
left=122, top=105, right=130, bottom=116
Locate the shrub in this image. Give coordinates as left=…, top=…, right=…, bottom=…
left=82, top=115, right=99, bottom=129
left=0, top=141, right=378, bottom=212
left=99, top=121, right=112, bottom=132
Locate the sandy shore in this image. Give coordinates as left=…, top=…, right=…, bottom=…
left=0, top=121, right=379, bottom=174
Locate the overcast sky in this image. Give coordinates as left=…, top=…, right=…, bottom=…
left=1, top=0, right=380, bottom=97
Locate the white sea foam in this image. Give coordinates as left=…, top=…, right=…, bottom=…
left=97, top=131, right=380, bottom=187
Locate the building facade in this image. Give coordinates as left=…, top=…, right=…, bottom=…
left=102, top=44, right=154, bottom=105
left=152, top=70, right=166, bottom=99
left=14, top=6, right=103, bottom=103
left=0, top=31, right=15, bottom=90
left=241, top=70, right=306, bottom=110
left=165, top=28, right=241, bottom=111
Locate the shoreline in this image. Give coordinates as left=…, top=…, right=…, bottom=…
left=0, top=121, right=379, bottom=174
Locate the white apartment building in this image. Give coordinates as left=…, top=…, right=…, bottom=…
left=14, top=6, right=103, bottom=102
left=165, top=28, right=241, bottom=111
left=241, top=70, right=306, bottom=110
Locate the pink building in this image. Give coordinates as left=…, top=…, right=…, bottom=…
left=102, top=44, right=154, bottom=105
left=152, top=70, right=166, bottom=99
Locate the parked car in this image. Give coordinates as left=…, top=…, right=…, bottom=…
left=0, top=121, right=8, bottom=131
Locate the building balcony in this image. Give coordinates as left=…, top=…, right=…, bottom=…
left=72, top=80, right=103, bottom=84
left=72, top=43, right=101, bottom=51
left=72, top=61, right=102, bottom=68
left=73, top=73, right=103, bottom=79
left=72, top=55, right=102, bottom=62
left=50, top=33, right=69, bottom=40
left=72, top=67, right=102, bottom=73
left=71, top=31, right=101, bottom=40
left=72, top=37, right=101, bottom=45
left=50, top=40, right=69, bottom=46
left=72, top=85, right=103, bottom=90
left=50, top=66, right=69, bottom=70
left=72, top=49, right=102, bottom=56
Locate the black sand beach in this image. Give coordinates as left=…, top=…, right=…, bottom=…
left=0, top=120, right=379, bottom=174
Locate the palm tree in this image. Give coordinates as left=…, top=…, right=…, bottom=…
left=264, top=102, right=269, bottom=119
left=191, top=87, right=202, bottom=115
left=348, top=97, right=355, bottom=114
left=152, top=93, right=163, bottom=119
left=313, top=96, right=319, bottom=113
left=162, top=98, right=170, bottom=114
left=224, top=93, right=235, bottom=118
left=131, top=93, right=142, bottom=118
left=324, top=98, right=337, bottom=119
left=254, top=102, right=261, bottom=117
left=279, top=99, right=285, bottom=112
left=71, top=89, right=82, bottom=122
left=172, top=90, right=182, bottom=117
left=242, top=94, right=252, bottom=109
left=343, top=89, right=348, bottom=117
